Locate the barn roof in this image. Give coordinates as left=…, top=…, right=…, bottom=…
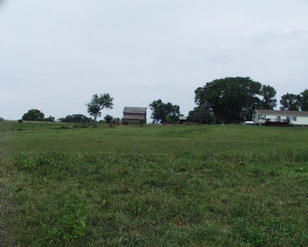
left=123, top=107, right=147, bottom=114
left=255, top=109, right=308, bottom=117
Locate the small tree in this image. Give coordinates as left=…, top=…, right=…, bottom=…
left=149, top=99, right=180, bottom=124
left=22, top=109, right=45, bottom=121
left=104, top=114, right=113, bottom=124
left=60, top=114, right=92, bottom=123
left=87, top=93, right=113, bottom=121
left=138, top=119, right=146, bottom=126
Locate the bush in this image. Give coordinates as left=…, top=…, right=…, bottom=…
left=113, top=118, right=121, bottom=125
left=43, top=116, right=55, bottom=122
left=0, top=117, right=4, bottom=121
left=138, top=119, right=146, bottom=126
left=104, top=114, right=113, bottom=124
left=60, top=114, right=92, bottom=123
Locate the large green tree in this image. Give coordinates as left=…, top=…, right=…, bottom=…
left=87, top=93, right=113, bottom=121
left=280, top=93, right=300, bottom=111
left=194, top=77, right=274, bottom=122
left=299, top=89, right=308, bottom=111
left=149, top=99, right=180, bottom=124
left=22, top=109, right=45, bottom=121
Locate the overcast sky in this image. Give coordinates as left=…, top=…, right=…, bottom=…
left=1, top=0, right=308, bottom=120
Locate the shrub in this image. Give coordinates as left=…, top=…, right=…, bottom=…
left=113, top=117, right=121, bottom=125
left=138, top=119, right=146, bottom=126
left=60, top=114, right=92, bottom=123
left=43, top=116, right=55, bottom=122
left=104, top=114, right=113, bottom=124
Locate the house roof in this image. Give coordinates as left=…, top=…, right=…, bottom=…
left=179, top=116, right=187, bottom=121
left=123, top=107, right=147, bottom=114
left=255, top=109, right=308, bottom=117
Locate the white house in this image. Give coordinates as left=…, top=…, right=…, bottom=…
left=253, top=109, right=308, bottom=126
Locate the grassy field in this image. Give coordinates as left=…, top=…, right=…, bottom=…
left=0, top=121, right=307, bottom=247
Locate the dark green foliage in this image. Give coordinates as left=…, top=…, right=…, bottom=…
left=87, top=93, right=113, bottom=121
left=187, top=107, right=216, bottom=124
left=60, top=114, right=92, bottom=123
left=280, top=93, right=301, bottom=111
left=22, top=109, right=45, bottom=121
left=0, top=116, right=4, bottom=121
left=299, top=89, right=308, bottom=111
left=112, top=118, right=121, bottom=125
left=104, top=114, right=113, bottom=124
left=149, top=99, right=180, bottom=124
left=43, top=116, right=55, bottom=122
left=194, top=77, right=276, bottom=122
left=165, top=113, right=178, bottom=124
left=279, top=89, right=308, bottom=111
left=261, top=85, right=277, bottom=109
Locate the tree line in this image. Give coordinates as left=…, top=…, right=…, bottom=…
left=4, top=77, right=307, bottom=124
left=192, top=77, right=307, bottom=123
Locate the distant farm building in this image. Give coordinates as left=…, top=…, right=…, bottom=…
left=179, top=116, right=187, bottom=124
left=253, top=109, right=308, bottom=126
left=122, top=107, right=147, bottom=124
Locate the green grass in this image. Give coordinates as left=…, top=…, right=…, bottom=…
left=0, top=120, right=75, bottom=132
left=0, top=121, right=307, bottom=246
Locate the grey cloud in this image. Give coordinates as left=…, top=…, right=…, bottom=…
left=1, top=0, right=308, bottom=120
